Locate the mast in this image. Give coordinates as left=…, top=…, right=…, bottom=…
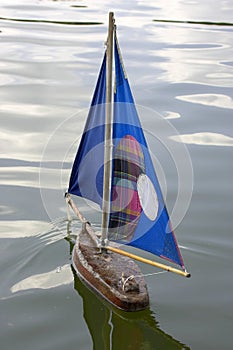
left=101, top=12, right=114, bottom=247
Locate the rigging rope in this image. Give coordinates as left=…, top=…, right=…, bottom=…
left=122, top=270, right=167, bottom=291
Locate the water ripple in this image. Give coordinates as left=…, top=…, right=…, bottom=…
left=10, top=264, right=73, bottom=293
left=170, top=132, right=233, bottom=147
left=154, top=19, right=233, bottom=26
left=0, top=16, right=103, bottom=26
left=176, top=93, right=233, bottom=109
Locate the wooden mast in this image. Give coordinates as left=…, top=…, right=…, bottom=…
left=101, top=12, right=114, bottom=247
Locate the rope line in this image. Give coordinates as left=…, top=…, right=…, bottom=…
left=122, top=270, right=167, bottom=290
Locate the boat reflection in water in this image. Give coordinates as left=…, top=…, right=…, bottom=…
left=66, top=222, right=190, bottom=350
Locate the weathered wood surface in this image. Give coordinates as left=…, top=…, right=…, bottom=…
left=72, top=227, right=149, bottom=311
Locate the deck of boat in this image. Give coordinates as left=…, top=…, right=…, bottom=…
left=72, top=225, right=149, bottom=311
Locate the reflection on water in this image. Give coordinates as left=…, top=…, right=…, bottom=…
left=11, top=263, right=72, bottom=293
left=74, top=272, right=190, bottom=350
left=176, top=93, right=233, bottom=109
left=170, top=132, right=233, bottom=147
left=66, top=222, right=190, bottom=350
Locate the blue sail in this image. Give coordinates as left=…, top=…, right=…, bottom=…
left=68, top=53, right=106, bottom=206
left=68, top=34, right=185, bottom=268
left=109, top=36, right=185, bottom=268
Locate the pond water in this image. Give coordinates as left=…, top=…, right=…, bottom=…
left=1, top=1, right=233, bottom=349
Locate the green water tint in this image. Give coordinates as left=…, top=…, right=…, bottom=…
left=74, top=273, right=190, bottom=349
left=1, top=0, right=232, bottom=348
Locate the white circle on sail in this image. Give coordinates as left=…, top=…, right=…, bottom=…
left=137, top=174, right=158, bottom=221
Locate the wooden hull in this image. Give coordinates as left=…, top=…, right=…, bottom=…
left=72, top=225, right=149, bottom=311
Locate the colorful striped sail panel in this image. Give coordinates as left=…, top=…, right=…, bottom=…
left=109, top=134, right=145, bottom=242
left=109, top=36, right=185, bottom=268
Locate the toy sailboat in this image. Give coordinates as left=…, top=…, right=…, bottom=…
left=66, top=12, right=190, bottom=311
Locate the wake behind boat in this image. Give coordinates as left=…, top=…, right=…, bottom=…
left=66, top=12, right=190, bottom=312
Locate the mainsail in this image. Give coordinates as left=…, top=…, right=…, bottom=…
left=68, top=32, right=185, bottom=269
left=68, top=54, right=106, bottom=206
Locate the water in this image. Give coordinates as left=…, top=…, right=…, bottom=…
left=1, top=0, right=233, bottom=349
